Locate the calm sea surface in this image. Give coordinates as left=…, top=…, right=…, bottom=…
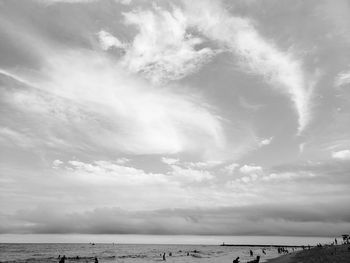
left=0, top=243, right=294, bottom=263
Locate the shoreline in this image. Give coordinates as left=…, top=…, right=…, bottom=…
left=266, top=244, right=350, bottom=263
left=221, top=244, right=307, bottom=248
left=266, top=253, right=296, bottom=263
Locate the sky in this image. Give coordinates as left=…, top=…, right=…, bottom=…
left=1, top=0, right=350, bottom=241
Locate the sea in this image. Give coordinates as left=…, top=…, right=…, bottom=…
left=0, top=235, right=335, bottom=263
left=0, top=243, right=291, bottom=263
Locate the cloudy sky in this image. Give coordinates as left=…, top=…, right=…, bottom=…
left=1, top=0, right=350, bottom=241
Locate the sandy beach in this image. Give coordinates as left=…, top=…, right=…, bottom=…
left=267, top=245, right=350, bottom=263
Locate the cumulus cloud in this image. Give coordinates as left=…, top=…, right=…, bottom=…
left=184, top=160, right=222, bottom=169
left=239, top=164, right=263, bottom=174
left=234, top=164, right=263, bottom=183
left=161, top=158, right=215, bottom=182
left=161, top=157, right=179, bottom=165
left=121, top=5, right=215, bottom=83
left=259, top=137, right=273, bottom=146
left=332, top=149, right=350, bottom=160
left=262, top=171, right=316, bottom=182
left=98, top=30, right=126, bottom=50
left=167, top=164, right=214, bottom=183
left=48, top=159, right=193, bottom=210
left=183, top=0, right=314, bottom=133
left=2, top=155, right=350, bottom=236
left=57, top=160, right=215, bottom=206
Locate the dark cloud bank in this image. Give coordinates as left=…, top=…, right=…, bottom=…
left=2, top=204, right=350, bottom=237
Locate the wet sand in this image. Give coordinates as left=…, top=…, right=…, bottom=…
left=267, top=244, right=350, bottom=263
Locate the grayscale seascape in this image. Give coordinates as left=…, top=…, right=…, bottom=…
left=1, top=0, right=350, bottom=263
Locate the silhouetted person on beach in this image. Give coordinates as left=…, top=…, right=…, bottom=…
left=94, top=256, right=98, bottom=263
left=250, top=249, right=253, bottom=256
left=162, top=253, right=166, bottom=261
left=335, top=238, right=338, bottom=245
left=247, top=255, right=260, bottom=263
left=58, top=255, right=66, bottom=263
left=233, top=256, right=240, bottom=263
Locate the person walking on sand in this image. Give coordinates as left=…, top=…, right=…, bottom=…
left=335, top=238, right=338, bottom=245
left=162, top=252, right=166, bottom=261
left=94, top=256, right=98, bottom=263
left=250, top=250, right=253, bottom=256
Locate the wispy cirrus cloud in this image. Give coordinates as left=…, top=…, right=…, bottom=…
left=335, top=70, right=350, bottom=87
left=183, top=0, right=314, bottom=133
left=1, top=50, right=225, bottom=158
left=0, top=127, right=34, bottom=148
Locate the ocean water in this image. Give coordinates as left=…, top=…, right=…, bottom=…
left=0, top=243, right=292, bottom=263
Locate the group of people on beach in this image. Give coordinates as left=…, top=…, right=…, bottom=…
left=161, top=250, right=193, bottom=260
left=232, top=246, right=301, bottom=263
left=277, top=247, right=290, bottom=254
left=58, top=255, right=99, bottom=262
left=232, top=249, right=261, bottom=263
left=232, top=236, right=349, bottom=263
